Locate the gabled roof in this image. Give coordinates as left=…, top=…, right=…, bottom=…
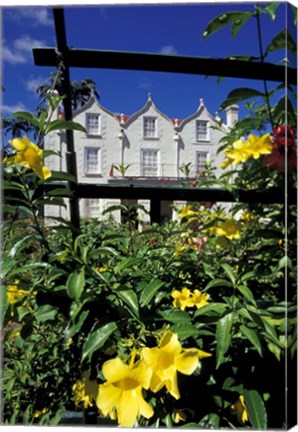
left=68, top=93, right=228, bottom=131
left=72, top=95, right=116, bottom=119
left=124, top=93, right=174, bottom=127
left=177, top=98, right=224, bottom=131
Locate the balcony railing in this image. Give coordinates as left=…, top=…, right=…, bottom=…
left=110, top=163, right=202, bottom=179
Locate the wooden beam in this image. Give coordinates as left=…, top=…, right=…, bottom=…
left=53, top=8, right=80, bottom=234
left=68, top=184, right=295, bottom=204
left=33, top=47, right=296, bottom=84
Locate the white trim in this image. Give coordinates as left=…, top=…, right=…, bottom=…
left=84, top=147, right=101, bottom=175
left=196, top=120, right=210, bottom=142
left=143, top=116, right=158, bottom=139
left=195, top=150, right=209, bottom=174
left=141, top=148, right=159, bottom=176
left=86, top=113, right=101, bottom=136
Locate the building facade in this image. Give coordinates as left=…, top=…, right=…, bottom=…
left=44, top=93, right=239, bottom=223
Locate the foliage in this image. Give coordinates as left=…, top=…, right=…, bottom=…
left=1, top=3, right=297, bottom=429
left=2, top=71, right=99, bottom=142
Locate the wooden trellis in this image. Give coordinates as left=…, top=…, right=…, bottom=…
left=33, top=7, right=297, bottom=231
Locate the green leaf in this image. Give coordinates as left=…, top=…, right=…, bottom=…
left=114, top=257, right=142, bottom=274
left=11, top=111, right=40, bottom=128
left=43, top=149, right=61, bottom=158
left=2, top=180, right=24, bottom=191
left=273, top=95, right=296, bottom=126
left=38, top=110, right=47, bottom=134
left=202, top=11, right=254, bottom=39
left=260, top=2, right=280, bottom=20
left=8, top=235, right=35, bottom=258
left=170, top=323, right=199, bottom=340
left=221, top=263, right=236, bottom=286
left=34, top=304, right=58, bottom=322
left=44, top=170, right=77, bottom=183
left=216, top=312, right=233, bottom=368
left=46, top=188, right=73, bottom=197
left=277, top=255, right=293, bottom=271
left=66, top=267, right=85, bottom=303
left=65, top=310, right=89, bottom=340
left=240, top=325, right=262, bottom=356
left=194, top=302, right=228, bottom=317
left=219, top=88, right=265, bottom=111
left=243, top=389, right=267, bottom=429
left=205, top=278, right=233, bottom=290
left=265, top=29, right=297, bottom=57
left=140, top=278, right=165, bottom=307
left=46, top=119, right=87, bottom=134
left=89, top=247, right=118, bottom=259
left=159, top=309, right=192, bottom=324
left=117, top=290, right=139, bottom=318
left=236, top=284, right=256, bottom=305
left=8, top=263, right=48, bottom=278
left=82, top=321, right=117, bottom=362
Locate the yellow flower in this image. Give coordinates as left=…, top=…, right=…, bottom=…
left=224, top=139, right=252, bottom=166
left=9, top=136, right=51, bottom=179
left=172, top=288, right=209, bottom=310
left=97, top=266, right=108, bottom=272
left=179, top=205, right=198, bottom=220
left=73, top=371, right=98, bottom=409
left=246, top=133, right=272, bottom=159
left=7, top=280, right=28, bottom=304
left=220, top=157, right=233, bottom=169
left=221, top=134, right=273, bottom=169
left=33, top=407, right=49, bottom=418
left=211, top=217, right=241, bottom=240
left=241, top=210, right=254, bottom=222
left=172, top=287, right=193, bottom=311
left=191, top=290, right=209, bottom=309
left=142, top=331, right=210, bottom=399
left=173, top=409, right=188, bottom=423
left=230, top=395, right=249, bottom=424
left=96, top=353, right=154, bottom=427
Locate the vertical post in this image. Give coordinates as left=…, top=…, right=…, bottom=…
left=53, top=7, right=80, bottom=236
left=150, top=198, right=161, bottom=224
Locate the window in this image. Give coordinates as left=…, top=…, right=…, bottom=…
left=86, top=114, right=101, bottom=135
left=143, top=117, right=157, bottom=138
left=87, top=199, right=101, bottom=218
left=142, top=150, right=158, bottom=176
left=196, top=120, right=209, bottom=141
left=85, top=148, right=101, bottom=174
left=196, top=151, right=208, bottom=174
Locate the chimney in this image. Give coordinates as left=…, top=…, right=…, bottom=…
left=225, top=105, right=239, bottom=128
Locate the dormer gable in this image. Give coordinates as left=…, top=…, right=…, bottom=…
left=124, top=93, right=173, bottom=128
left=177, top=98, right=223, bottom=131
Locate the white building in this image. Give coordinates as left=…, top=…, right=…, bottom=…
left=44, top=93, right=238, bottom=223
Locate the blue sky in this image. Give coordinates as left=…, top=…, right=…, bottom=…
left=1, top=1, right=296, bottom=132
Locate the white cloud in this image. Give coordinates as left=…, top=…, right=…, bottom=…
left=6, top=7, right=53, bottom=27
left=14, top=35, right=46, bottom=53
left=25, top=75, right=48, bottom=93
left=3, top=36, right=46, bottom=64
left=2, top=46, right=27, bottom=64
left=159, top=45, right=178, bottom=55
left=2, top=102, right=28, bottom=115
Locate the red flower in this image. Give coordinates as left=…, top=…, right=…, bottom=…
left=273, top=125, right=296, bottom=139
left=263, top=128, right=297, bottom=173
